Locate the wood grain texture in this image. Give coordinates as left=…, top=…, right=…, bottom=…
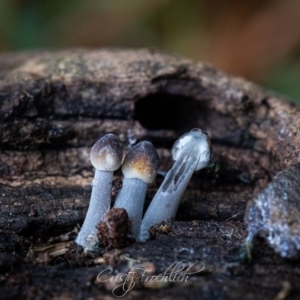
left=1, top=48, right=300, bottom=299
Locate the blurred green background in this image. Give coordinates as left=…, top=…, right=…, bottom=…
left=1, top=0, right=300, bottom=102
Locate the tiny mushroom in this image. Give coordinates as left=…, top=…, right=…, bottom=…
left=139, top=128, right=211, bottom=242
left=113, top=141, right=160, bottom=239
left=75, top=134, right=123, bottom=248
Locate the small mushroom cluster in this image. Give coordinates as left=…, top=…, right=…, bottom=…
left=75, top=128, right=211, bottom=248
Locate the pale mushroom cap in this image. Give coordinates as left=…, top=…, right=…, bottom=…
left=122, top=141, right=160, bottom=184
left=90, top=134, right=123, bottom=171
left=172, top=128, right=211, bottom=171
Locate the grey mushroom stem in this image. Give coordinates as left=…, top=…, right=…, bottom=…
left=75, top=134, right=123, bottom=248
left=113, top=141, right=160, bottom=240
left=76, top=170, right=113, bottom=247
left=139, top=129, right=211, bottom=242
left=114, top=178, right=148, bottom=238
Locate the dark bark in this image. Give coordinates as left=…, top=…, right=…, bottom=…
left=1, top=48, right=300, bottom=299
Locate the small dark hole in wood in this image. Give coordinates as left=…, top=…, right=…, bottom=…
left=135, top=93, right=201, bottom=131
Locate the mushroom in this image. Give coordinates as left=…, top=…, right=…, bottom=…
left=139, top=128, right=211, bottom=242
left=113, top=141, right=160, bottom=239
left=75, top=134, right=123, bottom=248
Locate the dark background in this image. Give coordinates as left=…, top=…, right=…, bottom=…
left=1, top=0, right=300, bottom=101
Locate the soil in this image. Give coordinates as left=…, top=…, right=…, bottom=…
left=0, top=49, right=300, bottom=299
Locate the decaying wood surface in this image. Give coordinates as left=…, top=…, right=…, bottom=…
left=1, top=49, right=300, bottom=299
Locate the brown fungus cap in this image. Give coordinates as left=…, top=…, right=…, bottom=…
left=90, top=134, right=123, bottom=171
left=122, top=141, right=160, bottom=184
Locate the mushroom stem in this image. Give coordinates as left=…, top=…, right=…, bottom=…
left=114, top=178, right=148, bottom=238
left=139, top=148, right=199, bottom=242
left=112, top=141, right=160, bottom=240
left=75, top=134, right=123, bottom=248
left=138, top=128, right=211, bottom=242
left=75, top=169, right=113, bottom=247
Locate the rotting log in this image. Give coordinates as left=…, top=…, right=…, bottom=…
left=1, top=49, right=300, bottom=299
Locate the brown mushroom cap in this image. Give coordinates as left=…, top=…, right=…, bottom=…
left=90, top=134, right=123, bottom=171
left=122, top=141, right=160, bottom=184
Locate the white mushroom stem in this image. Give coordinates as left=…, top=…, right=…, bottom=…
left=114, top=178, right=148, bottom=238
left=75, top=134, right=123, bottom=248
left=75, top=169, right=113, bottom=247
left=139, top=148, right=199, bottom=242
left=113, top=141, right=160, bottom=240
left=138, top=128, right=211, bottom=242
